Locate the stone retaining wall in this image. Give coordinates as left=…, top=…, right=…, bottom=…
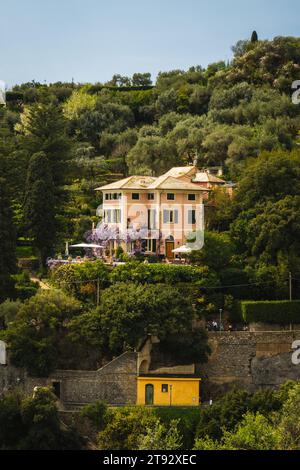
left=199, top=331, right=300, bottom=398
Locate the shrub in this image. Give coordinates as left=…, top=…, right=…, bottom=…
left=80, top=401, right=108, bottom=430
left=110, top=262, right=218, bottom=286
left=0, top=388, right=83, bottom=450
left=97, top=406, right=158, bottom=450
left=0, top=299, right=22, bottom=329
left=14, top=285, right=38, bottom=301
left=3, top=290, right=82, bottom=376
left=138, top=419, right=183, bottom=450
left=50, top=260, right=109, bottom=301
left=155, top=407, right=201, bottom=449
left=241, top=300, right=300, bottom=324
left=196, top=387, right=283, bottom=441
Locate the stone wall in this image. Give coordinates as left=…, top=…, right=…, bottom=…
left=0, top=351, right=137, bottom=406
left=199, top=330, right=300, bottom=398
left=3, top=331, right=300, bottom=404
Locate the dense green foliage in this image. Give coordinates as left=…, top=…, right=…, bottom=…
left=69, top=282, right=210, bottom=363
left=23, top=152, right=56, bottom=266
left=109, top=261, right=218, bottom=285
left=50, top=260, right=110, bottom=301
left=241, top=300, right=300, bottom=324
left=195, top=387, right=283, bottom=441
left=2, top=290, right=82, bottom=376
left=194, top=382, right=300, bottom=450
left=0, top=178, right=17, bottom=301
left=1, top=35, right=300, bottom=451
left=0, top=388, right=83, bottom=449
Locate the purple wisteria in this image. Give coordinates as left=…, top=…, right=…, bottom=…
left=85, top=222, right=149, bottom=246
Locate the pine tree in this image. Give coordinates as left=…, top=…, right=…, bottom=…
left=0, top=177, right=17, bottom=301
left=23, top=152, right=56, bottom=267
left=22, top=102, right=71, bottom=188
left=251, top=31, right=258, bottom=43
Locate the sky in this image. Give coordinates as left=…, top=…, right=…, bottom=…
left=1, top=0, right=299, bottom=88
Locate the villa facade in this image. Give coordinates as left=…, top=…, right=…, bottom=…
left=96, top=166, right=213, bottom=258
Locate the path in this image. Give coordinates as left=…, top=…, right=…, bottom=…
left=30, top=276, right=51, bottom=290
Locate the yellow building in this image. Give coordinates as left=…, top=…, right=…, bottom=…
left=137, top=376, right=201, bottom=407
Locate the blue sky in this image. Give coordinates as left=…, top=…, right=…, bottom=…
left=1, top=0, right=299, bottom=87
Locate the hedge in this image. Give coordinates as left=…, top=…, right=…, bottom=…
left=109, top=262, right=219, bottom=286
left=241, top=300, right=300, bottom=324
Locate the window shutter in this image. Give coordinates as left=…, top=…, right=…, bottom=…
left=163, top=210, right=168, bottom=223
left=174, top=210, right=178, bottom=224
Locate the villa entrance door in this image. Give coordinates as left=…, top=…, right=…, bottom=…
left=165, top=241, right=174, bottom=259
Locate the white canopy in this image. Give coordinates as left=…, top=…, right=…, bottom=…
left=172, top=245, right=192, bottom=254
left=69, top=243, right=104, bottom=249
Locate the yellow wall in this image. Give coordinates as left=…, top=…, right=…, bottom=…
left=137, top=377, right=201, bottom=406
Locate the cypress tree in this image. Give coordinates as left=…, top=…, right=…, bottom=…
left=23, top=152, right=56, bottom=267
left=251, top=30, right=258, bottom=43
left=0, top=177, right=17, bottom=301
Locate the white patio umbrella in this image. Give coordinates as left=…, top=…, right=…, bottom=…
left=172, top=245, right=192, bottom=254
left=69, top=243, right=104, bottom=249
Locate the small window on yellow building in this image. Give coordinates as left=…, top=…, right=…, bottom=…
left=162, top=384, right=168, bottom=393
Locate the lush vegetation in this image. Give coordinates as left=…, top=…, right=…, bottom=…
left=1, top=32, right=300, bottom=374
left=38, top=381, right=300, bottom=450
left=0, top=387, right=83, bottom=449
left=1, top=33, right=300, bottom=449
left=241, top=300, right=300, bottom=324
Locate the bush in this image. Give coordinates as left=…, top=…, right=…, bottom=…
left=0, top=299, right=22, bottom=329
left=97, top=406, right=158, bottom=450
left=110, top=262, right=218, bottom=286
left=80, top=401, right=108, bottom=429
left=0, top=388, right=83, bottom=450
left=241, top=300, right=300, bottom=324
left=155, top=407, right=201, bottom=449
left=50, top=260, right=109, bottom=301
left=196, top=387, right=283, bottom=441
left=3, top=290, right=82, bottom=376
left=14, top=285, right=38, bottom=301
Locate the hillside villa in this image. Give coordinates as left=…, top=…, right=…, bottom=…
left=95, top=166, right=226, bottom=259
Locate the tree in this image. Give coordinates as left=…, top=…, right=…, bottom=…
left=187, top=232, right=236, bottom=271
left=0, top=388, right=83, bottom=450
left=196, top=388, right=282, bottom=441
left=132, top=73, right=152, bottom=87
left=0, top=299, right=22, bottom=329
left=69, top=282, right=210, bottom=361
left=19, top=102, right=71, bottom=187
left=127, top=135, right=178, bottom=175
left=194, top=412, right=279, bottom=450
left=4, top=290, right=82, bottom=376
left=80, top=401, right=108, bottom=429
left=97, top=406, right=158, bottom=450
left=248, top=196, right=300, bottom=264
left=278, top=383, right=300, bottom=449
left=23, top=152, right=56, bottom=267
left=0, top=178, right=17, bottom=301
left=0, top=391, right=25, bottom=448
left=138, top=419, right=182, bottom=450
left=251, top=31, right=258, bottom=43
